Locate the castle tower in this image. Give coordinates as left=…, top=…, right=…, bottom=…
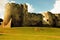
left=4, top=3, right=14, bottom=27
left=20, top=4, right=28, bottom=26
left=4, top=3, right=28, bottom=27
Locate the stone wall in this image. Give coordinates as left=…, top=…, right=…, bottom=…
left=42, top=11, right=54, bottom=26
left=55, top=14, right=60, bottom=27
left=4, top=3, right=60, bottom=27
left=28, top=13, right=42, bottom=26
left=4, top=3, right=22, bottom=27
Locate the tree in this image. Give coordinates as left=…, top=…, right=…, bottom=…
left=0, top=18, right=3, bottom=25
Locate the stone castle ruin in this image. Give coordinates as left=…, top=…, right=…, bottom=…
left=3, top=3, right=60, bottom=27
left=42, top=12, right=60, bottom=27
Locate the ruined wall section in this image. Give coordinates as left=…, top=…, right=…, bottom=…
left=4, top=3, right=15, bottom=27
left=42, top=11, right=54, bottom=26
left=28, top=13, right=42, bottom=26
left=4, top=3, right=60, bottom=27
left=55, top=14, right=60, bottom=27
left=5, top=3, right=29, bottom=26
left=20, top=4, right=28, bottom=26
left=42, top=11, right=60, bottom=27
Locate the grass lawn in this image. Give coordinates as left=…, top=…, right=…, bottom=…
left=0, top=27, right=60, bottom=40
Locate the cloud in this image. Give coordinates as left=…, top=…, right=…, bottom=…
left=0, top=0, right=9, bottom=19
left=50, top=0, right=60, bottom=13
left=0, top=1, right=34, bottom=19
left=0, top=2, right=34, bottom=19
left=0, top=0, right=15, bottom=19
left=26, top=3, right=35, bottom=13
left=9, top=1, right=15, bottom=3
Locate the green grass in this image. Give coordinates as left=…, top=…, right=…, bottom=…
left=0, top=27, right=60, bottom=40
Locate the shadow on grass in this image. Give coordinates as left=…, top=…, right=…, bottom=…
left=0, top=33, right=4, bottom=36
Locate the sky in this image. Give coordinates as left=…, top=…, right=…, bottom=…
left=9, top=0, right=55, bottom=13
left=0, top=0, right=60, bottom=19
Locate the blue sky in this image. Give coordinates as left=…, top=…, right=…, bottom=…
left=9, top=0, right=55, bottom=13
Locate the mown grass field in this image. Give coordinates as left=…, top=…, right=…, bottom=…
left=0, top=27, right=60, bottom=40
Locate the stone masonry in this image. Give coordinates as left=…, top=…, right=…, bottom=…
left=3, top=3, right=60, bottom=27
